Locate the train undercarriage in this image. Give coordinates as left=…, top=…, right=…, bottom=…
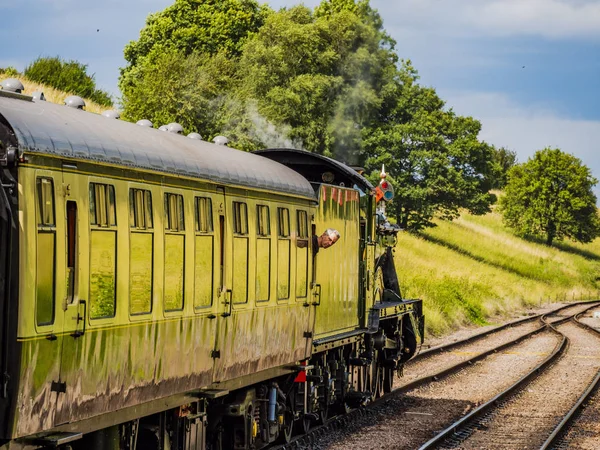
left=22, top=312, right=419, bottom=450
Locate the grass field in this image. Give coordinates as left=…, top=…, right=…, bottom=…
left=395, top=204, right=600, bottom=337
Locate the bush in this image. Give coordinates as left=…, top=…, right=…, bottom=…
left=24, top=56, right=113, bottom=107
left=0, top=66, right=20, bottom=77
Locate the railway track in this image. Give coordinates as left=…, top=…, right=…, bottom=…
left=397, top=301, right=595, bottom=391
left=267, top=301, right=600, bottom=450
left=419, top=303, right=600, bottom=450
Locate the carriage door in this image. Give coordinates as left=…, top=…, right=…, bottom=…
left=54, top=168, right=87, bottom=425
left=212, top=193, right=251, bottom=383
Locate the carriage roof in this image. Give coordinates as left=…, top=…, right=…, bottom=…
left=0, top=94, right=316, bottom=200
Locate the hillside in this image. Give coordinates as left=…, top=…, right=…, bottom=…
left=3, top=75, right=108, bottom=115
left=395, top=203, right=600, bottom=336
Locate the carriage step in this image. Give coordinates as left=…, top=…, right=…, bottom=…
left=23, top=431, right=83, bottom=447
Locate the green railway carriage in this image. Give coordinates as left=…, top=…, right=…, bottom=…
left=0, top=89, right=424, bottom=450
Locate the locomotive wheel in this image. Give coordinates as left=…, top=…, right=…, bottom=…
left=279, top=396, right=295, bottom=443
left=374, top=364, right=385, bottom=398
left=383, top=367, right=394, bottom=394
left=294, top=415, right=311, bottom=435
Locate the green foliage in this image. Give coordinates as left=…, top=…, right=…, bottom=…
left=364, top=62, right=497, bottom=230
left=119, top=0, right=496, bottom=229
left=490, top=146, right=517, bottom=189
left=233, top=1, right=397, bottom=156
left=24, top=56, right=113, bottom=107
left=0, top=66, right=20, bottom=77
left=121, top=49, right=235, bottom=135
left=120, top=0, right=270, bottom=94
left=398, top=210, right=600, bottom=336
left=500, top=147, right=600, bottom=246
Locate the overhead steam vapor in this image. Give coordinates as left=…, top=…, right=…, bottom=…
left=246, top=102, right=304, bottom=150
left=330, top=80, right=379, bottom=166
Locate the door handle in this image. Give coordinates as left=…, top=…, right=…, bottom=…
left=221, top=289, right=233, bottom=317
left=312, top=284, right=321, bottom=306
left=71, top=300, right=86, bottom=338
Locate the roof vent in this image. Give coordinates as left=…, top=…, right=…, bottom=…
left=137, top=119, right=153, bottom=127
left=64, top=95, right=86, bottom=110
left=102, top=110, right=121, bottom=119
left=158, top=125, right=169, bottom=131
left=187, top=132, right=202, bottom=140
left=213, top=135, right=229, bottom=146
left=167, top=123, right=184, bottom=134
left=32, top=91, right=46, bottom=101
left=0, top=78, right=25, bottom=94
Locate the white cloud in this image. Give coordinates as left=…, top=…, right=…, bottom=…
left=443, top=90, right=600, bottom=186
left=374, top=0, right=600, bottom=40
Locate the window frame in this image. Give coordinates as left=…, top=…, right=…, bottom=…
left=35, top=176, right=57, bottom=327
left=277, top=207, right=290, bottom=238
left=233, top=201, right=249, bottom=235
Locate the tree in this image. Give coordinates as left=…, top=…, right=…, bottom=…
left=119, top=0, right=270, bottom=95
left=24, top=56, right=113, bottom=107
left=500, top=147, right=600, bottom=246
left=363, top=62, right=497, bottom=230
left=118, top=0, right=497, bottom=229
left=490, top=146, right=517, bottom=189
left=120, top=49, right=235, bottom=135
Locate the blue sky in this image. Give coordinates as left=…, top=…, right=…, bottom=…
left=1, top=0, right=600, bottom=187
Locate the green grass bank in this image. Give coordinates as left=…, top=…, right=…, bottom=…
left=395, top=206, right=600, bottom=337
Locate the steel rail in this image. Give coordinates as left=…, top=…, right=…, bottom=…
left=412, top=301, right=596, bottom=362
left=269, top=302, right=600, bottom=450
left=418, top=302, right=600, bottom=450
left=540, top=312, right=600, bottom=449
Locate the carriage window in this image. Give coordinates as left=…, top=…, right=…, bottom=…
left=278, top=208, right=290, bottom=237
left=256, top=205, right=271, bottom=302
left=296, top=210, right=309, bottom=298
left=36, top=177, right=56, bottom=326
left=257, top=205, right=270, bottom=236
left=297, top=210, right=308, bottom=239
left=89, top=183, right=117, bottom=319
left=194, top=197, right=214, bottom=309
left=129, top=188, right=154, bottom=315
left=165, top=193, right=185, bottom=232
left=164, top=193, right=185, bottom=311
left=195, top=197, right=213, bottom=233
left=37, top=178, right=55, bottom=226
left=277, top=208, right=290, bottom=299
left=232, top=202, right=249, bottom=303
left=233, top=202, right=248, bottom=235
left=130, top=188, right=153, bottom=230
left=89, top=183, right=116, bottom=227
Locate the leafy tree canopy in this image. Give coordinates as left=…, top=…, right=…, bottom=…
left=364, top=62, right=497, bottom=230
left=24, top=56, right=113, bottom=107
left=120, top=0, right=270, bottom=92
left=500, top=147, right=600, bottom=246
left=119, top=0, right=497, bottom=230
left=490, top=146, right=517, bottom=189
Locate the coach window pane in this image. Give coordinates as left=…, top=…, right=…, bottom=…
left=36, top=178, right=56, bottom=326
left=194, top=197, right=213, bottom=308
left=277, top=208, right=290, bottom=299
left=130, top=188, right=153, bottom=315
left=145, top=191, right=153, bottom=229
left=256, top=205, right=271, bottom=302
left=232, top=202, right=249, bottom=303
left=89, top=183, right=117, bottom=318
left=296, top=210, right=308, bottom=298
left=164, top=193, right=185, bottom=311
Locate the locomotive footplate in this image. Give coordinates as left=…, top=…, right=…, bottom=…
left=374, top=295, right=422, bottom=320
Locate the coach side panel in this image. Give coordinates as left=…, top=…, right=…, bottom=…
left=313, top=185, right=361, bottom=340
